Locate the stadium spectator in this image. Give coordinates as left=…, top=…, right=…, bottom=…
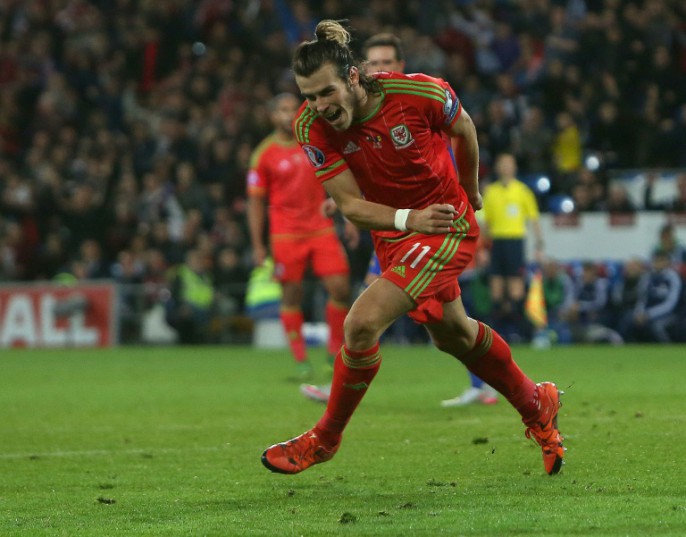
left=652, top=223, right=686, bottom=269
left=543, top=6, right=579, bottom=65
left=139, top=169, right=185, bottom=237
left=111, top=249, right=146, bottom=342
left=511, top=106, right=553, bottom=174
left=587, top=101, right=635, bottom=170
left=53, top=258, right=90, bottom=285
left=570, top=183, right=602, bottom=213
left=407, top=34, right=448, bottom=75
left=491, top=22, right=521, bottom=72
left=601, top=181, right=637, bottom=215
left=540, top=258, right=575, bottom=345
left=644, top=173, right=686, bottom=213
left=34, top=231, right=69, bottom=281
left=562, top=261, right=623, bottom=345
left=483, top=99, right=514, bottom=159
left=619, top=249, right=684, bottom=343
left=577, top=168, right=605, bottom=204
left=165, top=248, right=215, bottom=345
left=0, top=169, right=35, bottom=221
left=214, top=246, right=249, bottom=315
left=0, top=221, right=23, bottom=280
left=141, top=248, right=170, bottom=308
left=104, top=172, right=140, bottom=254
left=57, top=182, right=107, bottom=254
left=456, top=74, right=492, bottom=126
left=174, top=161, right=211, bottom=221
left=551, top=111, right=582, bottom=193
left=536, top=58, right=568, bottom=119
left=609, top=257, right=646, bottom=334
left=78, top=239, right=110, bottom=279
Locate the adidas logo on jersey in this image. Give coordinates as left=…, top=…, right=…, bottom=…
left=343, top=141, right=361, bottom=154
left=391, top=265, right=406, bottom=278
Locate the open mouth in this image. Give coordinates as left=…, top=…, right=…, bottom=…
left=325, top=109, right=342, bottom=123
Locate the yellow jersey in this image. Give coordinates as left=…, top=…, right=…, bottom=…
left=482, top=178, right=539, bottom=239
left=553, top=125, right=582, bottom=172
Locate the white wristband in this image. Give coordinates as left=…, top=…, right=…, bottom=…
left=394, top=209, right=411, bottom=232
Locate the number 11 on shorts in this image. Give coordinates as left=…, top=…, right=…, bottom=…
left=400, top=242, right=431, bottom=268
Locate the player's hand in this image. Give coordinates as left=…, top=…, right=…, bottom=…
left=321, top=198, right=339, bottom=217
left=343, top=219, right=360, bottom=249
left=407, top=204, right=458, bottom=234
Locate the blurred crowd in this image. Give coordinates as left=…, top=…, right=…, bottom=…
left=0, top=0, right=685, bottom=340
left=462, top=221, right=686, bottom=345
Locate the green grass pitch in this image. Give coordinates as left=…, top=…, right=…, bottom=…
left=1, top=344, right=685, bottom=536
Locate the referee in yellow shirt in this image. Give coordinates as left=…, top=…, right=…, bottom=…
left=482, top=153, right=544, bottom=341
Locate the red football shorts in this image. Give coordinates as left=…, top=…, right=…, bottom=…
left=272, top=229, right=350, bottom=283
left=374, top=206, right=479, bottom=324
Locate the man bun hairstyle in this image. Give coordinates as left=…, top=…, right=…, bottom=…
left=292, top=20, right=380, bottom=94
left=293, top=20, right=354, bottom=80
left=314, top=20, right=351, bottom=47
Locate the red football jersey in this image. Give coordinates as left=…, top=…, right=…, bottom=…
left=247, top=134, right=334, bottom=237
left=294, top=72, right=467, bottom=239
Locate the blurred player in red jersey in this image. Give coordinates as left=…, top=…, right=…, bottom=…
left=261, top=21, right=564, bottom=476
left=247, top=93, right=351, bottom=380
left=300, top=33, right=497, bottom=407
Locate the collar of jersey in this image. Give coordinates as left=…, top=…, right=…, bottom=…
left=270, top=132, right=298, bottom=147
left=352, top=90, right=386, bottom=125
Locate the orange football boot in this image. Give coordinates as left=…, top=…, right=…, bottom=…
left=262, top=428, right=339, bottom=474
left=524, top=382, right=565, bottom=475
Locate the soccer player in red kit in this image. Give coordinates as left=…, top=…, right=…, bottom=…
left=300, top=32, right=498, bottom=407
left=247, top=93, right=351, bottom=378
left=261, top=21, right=564, bottom=476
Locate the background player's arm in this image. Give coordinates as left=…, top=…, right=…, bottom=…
left=447, top=109, right=481, bottom=211
left=247, top=194, right=268, bottom=266
left=323, top=169, right=457, bottom=234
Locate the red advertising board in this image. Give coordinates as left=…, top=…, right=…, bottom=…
left=0, top=283, right=118, bottom=348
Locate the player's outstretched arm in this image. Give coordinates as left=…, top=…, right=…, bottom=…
left=323, top=169, right=456, bottom=234
left=247, top=194, right=268, bottom=266
left=447, top=109, right=482, bottom=211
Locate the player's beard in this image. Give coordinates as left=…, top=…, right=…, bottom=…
left=327, top=88, right=359, bottom=131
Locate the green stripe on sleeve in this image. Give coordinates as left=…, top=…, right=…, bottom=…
left=385, top=89, right=446, bottom=104
left=314, top=159, right=346, bottom=177
left=295, top=108, right=317, bottom=143
left=380, top=80, right=446, bottom=99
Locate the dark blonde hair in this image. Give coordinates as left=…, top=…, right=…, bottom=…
left=292, top=20, right=380, bottom=94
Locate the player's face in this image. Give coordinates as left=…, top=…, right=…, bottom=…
left=496, top=155, right=517, bottom=178
left=271, top=95, right=299, bottom=134
left=296, top=62, right=358, bottom=131
left=365, top=45, right=405, bottom=74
